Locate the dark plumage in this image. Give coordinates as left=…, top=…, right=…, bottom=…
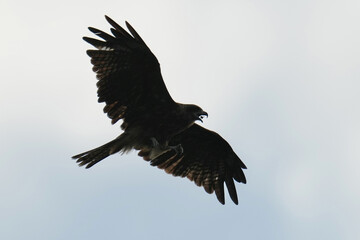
left=73, top=16, right=247, bottom=204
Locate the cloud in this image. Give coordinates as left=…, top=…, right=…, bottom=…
left=1, top=0, right=359, bottom=239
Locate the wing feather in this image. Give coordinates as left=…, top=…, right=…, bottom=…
left=105, top=15, right=134, bottom=40
left=83, top=37, right=112, bottom=50
left=88, top=27, right=116, bottom=42
left=225, top=175, right=238, bottom=205
left=125, top=21, right=147, bottom=45
left=214, top=181, right=225, bottom=205
left=149, top=124, right=246, bottom=204
left=83, top=16, right=175, bottom=128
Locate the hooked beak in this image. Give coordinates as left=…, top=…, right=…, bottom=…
left=198, top=111, right=208, bottom=123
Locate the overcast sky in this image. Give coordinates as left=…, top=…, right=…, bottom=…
left=1, top=0, right=359, bottom=239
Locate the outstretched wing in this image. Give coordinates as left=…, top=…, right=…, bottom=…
left=149, top=124, right=247, bottom=205
left=83, top=16, right=174, bottom=127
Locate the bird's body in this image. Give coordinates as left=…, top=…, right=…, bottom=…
left=73, top=16, right=247, bottom=204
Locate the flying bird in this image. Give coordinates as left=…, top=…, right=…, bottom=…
left=73, top=16, right=247, bottom=204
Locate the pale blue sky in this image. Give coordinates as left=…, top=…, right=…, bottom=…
left=1, top=0, right=359, bottom=239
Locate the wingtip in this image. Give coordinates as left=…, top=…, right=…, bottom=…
left=82, top=36, right=92, bottom=43
left=88, top=27, right=99, bottom=33
left=105, top=15, right=116, bottom=26
left=242, top=161, right=247, bottom=169
left=225, top=176, right=239, bottom=204
left=125, top=21, right=132, bottom=30
left=104, top=15, right=111, bottom=21
left=85, top=49, right=92, bottom=57
left=215, top=183, right=225, bottom=205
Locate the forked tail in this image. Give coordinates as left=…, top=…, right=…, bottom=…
left=72, top=134, right=130, bottom=168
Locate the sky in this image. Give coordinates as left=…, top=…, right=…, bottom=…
left=1, top=0, right=359, bottom=239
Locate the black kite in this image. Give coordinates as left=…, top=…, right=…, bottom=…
left=73, top=16, right=247, bottom=204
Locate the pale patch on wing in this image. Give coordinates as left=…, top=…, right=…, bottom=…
left=98, top=46, right=114, bottom=51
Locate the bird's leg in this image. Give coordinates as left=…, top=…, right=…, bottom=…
left=149, top=138, right=183, bottom=158
left=150, top=137, right=160, bottom=148
left=148, top=137, right=168, bottom=159
left=169, top=144, right=184, bottom=156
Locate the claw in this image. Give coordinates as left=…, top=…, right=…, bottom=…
left=170, top=144, right=183, bottom=155
left=150, top=137, right=160, bottom=148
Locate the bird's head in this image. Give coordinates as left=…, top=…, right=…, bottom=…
left=184, top=104, right=208, bottom=123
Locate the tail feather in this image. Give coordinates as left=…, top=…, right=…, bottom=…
left=72, top=135, right=128, bottom=168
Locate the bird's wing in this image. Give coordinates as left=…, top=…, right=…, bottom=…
left=83, top=16, right=174, bottom=126
left=148, top=124, right=247, bottom=205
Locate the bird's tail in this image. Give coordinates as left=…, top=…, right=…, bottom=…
left=72, top=133, right=131, bottom=168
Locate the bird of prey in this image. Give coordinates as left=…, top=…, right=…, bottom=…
left=73, top=16, right=247, bottom=205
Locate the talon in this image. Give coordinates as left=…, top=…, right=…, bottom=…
left=170, top=144, right=183, bottom=155
left=150, top=137, right=160, bottom=147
